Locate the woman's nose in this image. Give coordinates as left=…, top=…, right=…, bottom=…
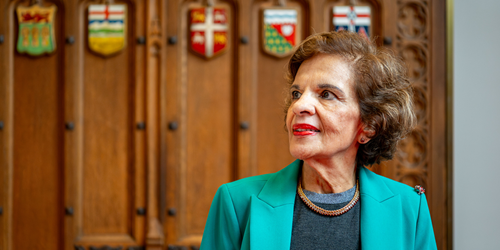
left=292, top=93, right=316, bottom=116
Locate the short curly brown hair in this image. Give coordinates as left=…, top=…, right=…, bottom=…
left=285, top=31, right=416, bottom=166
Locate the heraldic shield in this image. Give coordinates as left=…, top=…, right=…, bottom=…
left=190, top=7, right=228, bottom=59
left=333, top=6, right=371, bottom=39
left=88, top=4, right=127, bottom=56
left=16, top=4, right=57, bottom=56
left=262, top=9, right=298, bottom=58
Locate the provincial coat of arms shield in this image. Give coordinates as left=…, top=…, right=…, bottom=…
left=190, top=7, right=228, bottom=59
left=16, top=4, right=57, bottom=56
left=88, top=4, right=127, bottom=56
left=333, top=6, right=371, bottom=39
left=262, top=9, right=298, bottom=58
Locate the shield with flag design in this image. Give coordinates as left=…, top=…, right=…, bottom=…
left=88, top=4, right=127, bottom=56
left=190, top=7, right=228, bottom=59
left=16, top=4, right=57, bottom=56
left=333, top=6, right=371, bottom=39
left=262, top=9, right=298, bottom=58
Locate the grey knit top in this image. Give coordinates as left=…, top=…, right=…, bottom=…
left=290, top=185, right=361, bottom=249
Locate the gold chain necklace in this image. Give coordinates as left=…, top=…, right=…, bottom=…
left=297, top=178, right=360, bottom=216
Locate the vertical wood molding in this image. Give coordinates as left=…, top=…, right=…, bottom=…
left=236, top=0, right=252, bottom=180
left=134, top=0, right=148, bottom=246
left=164, top=0, right=181, bottom=245
left=429, top=0, right=449, bottom=248
left=145, top=0, right=164, bottom=248
left=0, top=2, right=17, bottom=250
left=64, top=1, right=83, bottom=249
left=158, top=0, right=168, bottom=226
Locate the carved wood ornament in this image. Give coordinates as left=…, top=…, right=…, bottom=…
left=394, top=0, right=430, bottom=191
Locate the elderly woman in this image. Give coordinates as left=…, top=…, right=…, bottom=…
left=200, top=31, right=437, bottom=249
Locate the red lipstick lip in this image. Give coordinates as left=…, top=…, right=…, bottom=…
left=293, top=124, right=320, bottom=131
left=292, top=123, right=320, bottom=136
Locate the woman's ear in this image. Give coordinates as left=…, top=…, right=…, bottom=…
left=358, top=128, right=375, bottom=144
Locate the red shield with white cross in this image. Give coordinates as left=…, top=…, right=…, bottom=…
left=190, top=7, right=228, bottom=58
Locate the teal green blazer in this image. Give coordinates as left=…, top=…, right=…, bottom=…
left=200, top=160, right=437, bottom=249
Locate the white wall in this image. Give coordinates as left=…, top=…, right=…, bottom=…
left=453, top=0, right=500, bottom=249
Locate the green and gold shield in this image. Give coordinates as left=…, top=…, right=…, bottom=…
left=16, top=4, right=57, bottom=56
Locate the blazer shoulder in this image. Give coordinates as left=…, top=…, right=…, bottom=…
left=213, top=172, right=277, bottom=233
left=366, top=168, right=424, bottom=202
left=221, top=172, right=275, bottom=208
left=381, top=174, right=415, bottom=195
left=226, top=172, right=273, bottom=192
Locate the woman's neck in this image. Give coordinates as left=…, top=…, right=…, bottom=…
left=301, top=158, right=357, bottom=194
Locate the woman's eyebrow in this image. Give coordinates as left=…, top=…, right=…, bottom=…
left=290, top=85, right=300, bottom=90
left=317, top=83, right=345, bottom=95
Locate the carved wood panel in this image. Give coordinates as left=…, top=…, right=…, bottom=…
left=67, top=0, right=149, bottom=249
left=390, top=0, right=431, bottom=188
left=81, top=0, right=134, bottom=237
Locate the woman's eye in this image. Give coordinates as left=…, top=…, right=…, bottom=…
left=321, top=91, right=335, bottom=100
left=291, top=91, right=301, bottom=99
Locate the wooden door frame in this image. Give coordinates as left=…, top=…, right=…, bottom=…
left=446, top=0, right=454, bottom=249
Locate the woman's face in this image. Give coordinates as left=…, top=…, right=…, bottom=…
left=286, top=54, right=366, bottom=162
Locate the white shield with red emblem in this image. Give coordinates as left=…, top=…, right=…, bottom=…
left=190, top=7, right=228, bottom=58
left=262, top=9, right=298, bottom=58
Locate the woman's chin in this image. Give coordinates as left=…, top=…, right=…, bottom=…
left=289, top=147, right=315, bottom=160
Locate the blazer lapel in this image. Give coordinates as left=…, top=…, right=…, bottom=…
left=247, top=160, right=301, bottom=250
left=245, top=162, right=405, bottom=249
left=359, top=167, right=404, bottom=250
